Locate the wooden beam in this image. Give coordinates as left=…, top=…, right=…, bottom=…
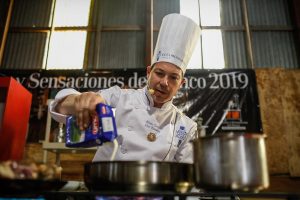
left=289, top=0, right=300, bottom=67
left=0, top=0, right=14, bottom=66
left=145, top=0, right=153, bottom=67
left=83, top=0, right=95, bottom=70
left=241, top=0, right=254, bottom=69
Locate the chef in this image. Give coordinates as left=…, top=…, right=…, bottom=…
left=50, top=13, right=201, bottom=163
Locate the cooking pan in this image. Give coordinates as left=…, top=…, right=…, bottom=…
left=193, top=133, right=269, bottom=192
left=84, top=161, right=194, bottom=193
left=0, top=178, right=67, bottom=193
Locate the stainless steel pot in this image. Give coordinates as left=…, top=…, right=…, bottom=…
left=84, top=161, right=194, bottom=193
left=193, top=133, right=269, bottom=192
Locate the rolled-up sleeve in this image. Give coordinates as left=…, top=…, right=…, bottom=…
left=49, top=86, right=122, bottom=123
left=49, top=88, right=81, bottom=124
left=99, top=85, right=122, bottom=108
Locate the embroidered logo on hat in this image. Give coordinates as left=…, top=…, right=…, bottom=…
left=156, top=51, right=161, bottom=61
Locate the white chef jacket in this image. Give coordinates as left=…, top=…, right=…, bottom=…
left=49, top=86, right=197, bottom=163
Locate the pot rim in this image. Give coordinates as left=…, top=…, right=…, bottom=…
left=195, top=132, right=267, bottom=140
left=85, top=160, right=193, bottom=167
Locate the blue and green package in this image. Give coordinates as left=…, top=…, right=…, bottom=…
left=65, top=103, right=118, bottom=148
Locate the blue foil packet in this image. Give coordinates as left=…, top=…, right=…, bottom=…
left=65, top=103, right=118, bottom=148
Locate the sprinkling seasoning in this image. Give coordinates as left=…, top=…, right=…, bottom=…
left=65, top=103, right=118, bottom=148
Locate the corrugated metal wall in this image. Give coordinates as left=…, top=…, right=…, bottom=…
left=221, top=0, right=243, bottom=26
left=246, top=0, right=297, bottom=68
left=0, top=0, right=298, bottom=70
left=89, top=31, right=145, bottom=69
left=219, top=0, right=298, bottom=69
left=87, top=0, right=179, bottom=69
left=220, top=0, right=247, bottom=68
left=153, top=0, right=180, bottom=27
left=2, top=0, right=52, bottom=69
left=247, top=0, right=292, bottom=26
left=87, top=0, right=146, bottom=69
left=2, top=32, right=47, bottom=69
left=252, top=32, right=298, bottom=69
left=10, top=0, right=52, bottom=27
left=222, top=32, right=248, bottom=68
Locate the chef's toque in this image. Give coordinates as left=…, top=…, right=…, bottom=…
left=152, top=13, right=201, bottom=75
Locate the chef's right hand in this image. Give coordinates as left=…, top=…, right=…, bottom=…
left=56, top=92, right=105, bottom=130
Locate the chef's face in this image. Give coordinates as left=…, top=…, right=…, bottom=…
left=147, top=62, right=185, bottom=108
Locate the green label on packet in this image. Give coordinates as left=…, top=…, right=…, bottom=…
left=70, top=121, right=84, bottom=142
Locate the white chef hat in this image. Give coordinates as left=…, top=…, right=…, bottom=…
left=152, top=13, right=201, bottom=75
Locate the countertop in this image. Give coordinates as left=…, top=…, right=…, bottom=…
left=1, top=190, right=299, bottom=200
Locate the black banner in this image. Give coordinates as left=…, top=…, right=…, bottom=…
left=0, top=69, right=262, bottom=142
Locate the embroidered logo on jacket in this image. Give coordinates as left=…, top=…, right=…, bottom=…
left=175, top=126, right=186, bottom=147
